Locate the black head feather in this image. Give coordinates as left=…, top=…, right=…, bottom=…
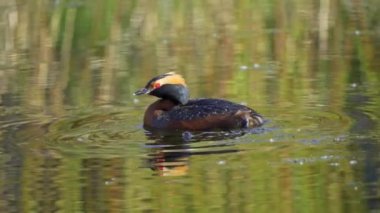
left=149, top=84, right=189, bottom=105
left=144, top=73, right=173, bottom=88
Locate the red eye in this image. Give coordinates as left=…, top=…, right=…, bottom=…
left=153, top=82, right=161, bottom=89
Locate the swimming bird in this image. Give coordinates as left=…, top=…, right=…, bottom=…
left=134, top=72, right=263, bottom=131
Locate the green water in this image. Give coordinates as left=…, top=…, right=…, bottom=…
left=1, top=0, right=380, bottom=212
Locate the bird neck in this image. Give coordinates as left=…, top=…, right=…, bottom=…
left=144, top=99, right=178, bottom=127
left=150, top=84, right=189, bottom=105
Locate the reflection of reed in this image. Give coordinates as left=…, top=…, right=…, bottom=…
left=31, top=157, right=61, bottom=212
left=81, top=157, right=125, bottom=212
left=0, top=0, right=377, bottom=114
left=51, top=8, right=77, bottom=114
left=22, top=150, right=62, bottom=212
left=0, top=132, right=23, bottom=213
left=319, top=0, right=330, bottom=55
left=97, top=0, right=123, bottom=104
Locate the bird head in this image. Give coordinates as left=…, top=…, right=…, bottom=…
left=134, top=72, right=189, bottom=105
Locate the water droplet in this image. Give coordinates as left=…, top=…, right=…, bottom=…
left=218, top=160, right=226, bottom=165
left=269, top=138, right=275, bottom=143
left=321, top=155, right=333, bottom=160
left=253, top=63, right=260, bottom=69
left=77, top=134, right=89, bottom=142
left=354, top=30, right=361, bottom=35
left=349, top=160, right=357, bottom=165
left=334, top=136, right=345, bottom=142
left=240, top=65, right=248, bottom=71
left=350, top=83, right=357, bottom=88
left=133, top=98, right=139, bottom=104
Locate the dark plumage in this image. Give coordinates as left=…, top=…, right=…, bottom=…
left=134, top=72, right=264, bottom=131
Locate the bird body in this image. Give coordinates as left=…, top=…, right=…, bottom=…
left=134, top=72, right=263, bottom=131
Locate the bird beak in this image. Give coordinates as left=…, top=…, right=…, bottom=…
left=133, top=88, right=150, bottom=96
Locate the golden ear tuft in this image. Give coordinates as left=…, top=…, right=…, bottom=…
left=159, top=73, right=187, bottom=86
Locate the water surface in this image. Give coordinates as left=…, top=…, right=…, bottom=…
left=0, top=0, right=379, bottom=212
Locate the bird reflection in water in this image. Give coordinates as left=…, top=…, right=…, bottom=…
left=143, top=129, right=252, bottom=176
